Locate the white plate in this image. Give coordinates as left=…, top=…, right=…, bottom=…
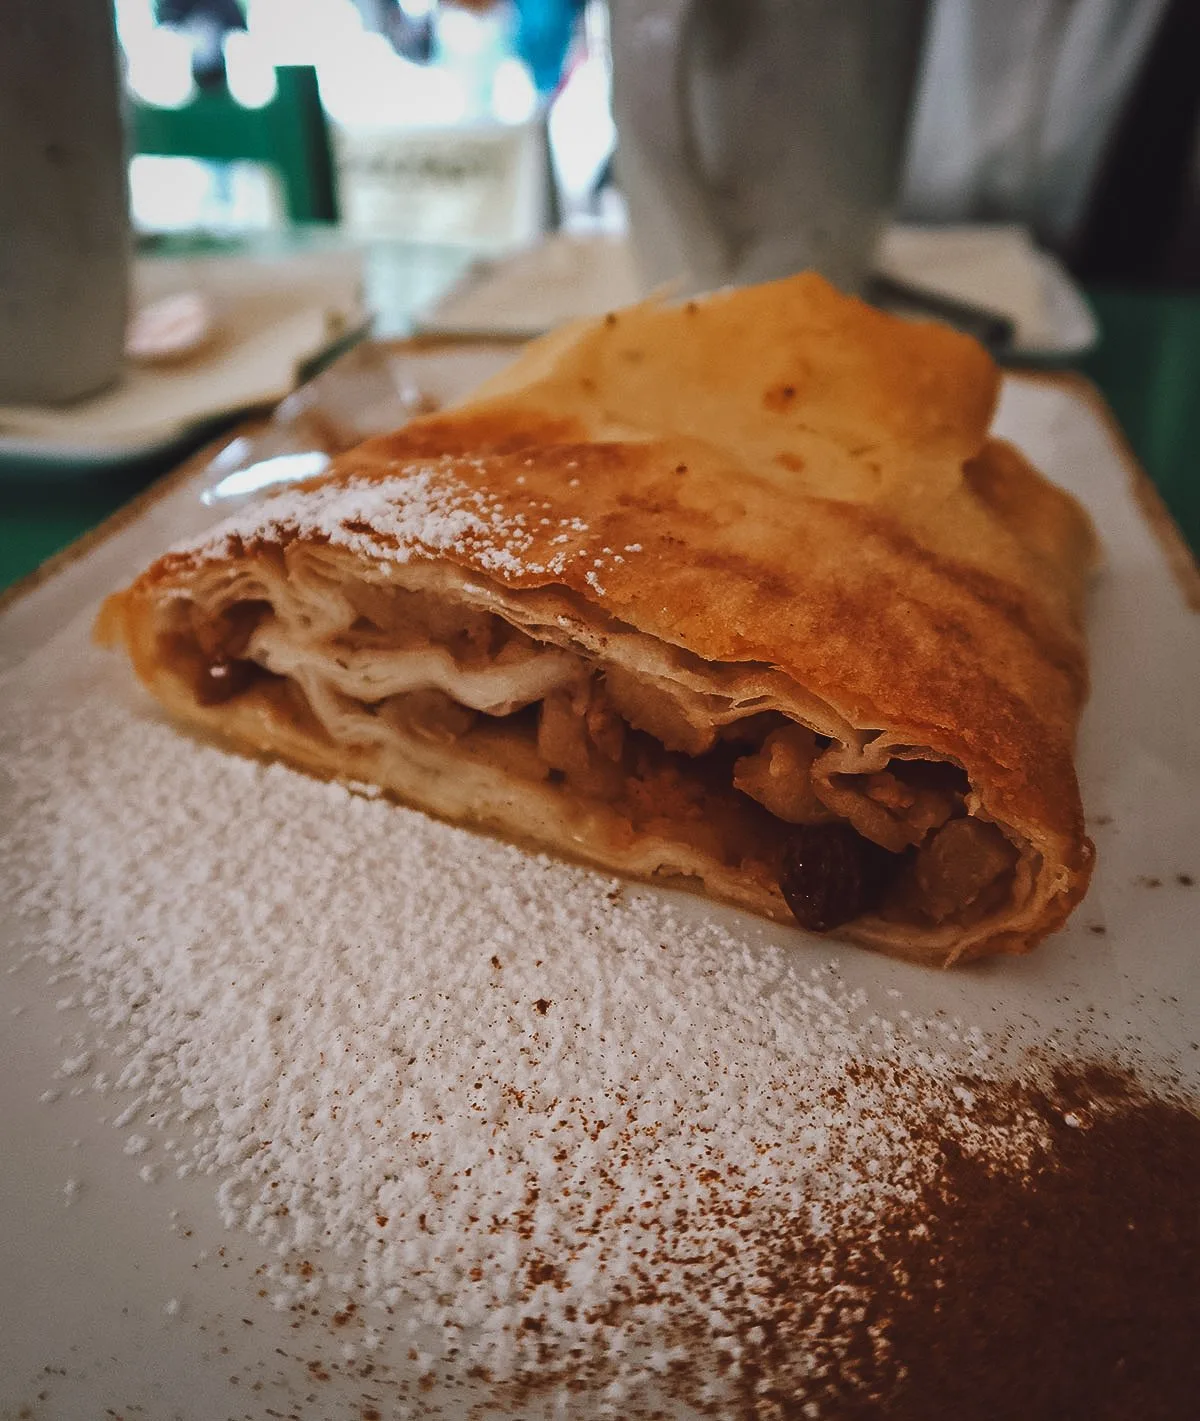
left=1026, top=248, right=1100, bottom=357
left=1, top=370, right=1197, bottom=1418
left=418, top=230, right=1100, bottom=359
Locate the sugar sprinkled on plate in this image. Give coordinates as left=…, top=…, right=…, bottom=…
left=6, top=657, right=1196, bottom=1416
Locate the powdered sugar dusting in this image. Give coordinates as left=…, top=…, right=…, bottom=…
left=173, top=464, right=593, bottom=581
left=0, top=649, right=1052, bottom=1412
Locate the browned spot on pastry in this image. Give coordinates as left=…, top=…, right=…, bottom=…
left=763, top=383, right=797, bottom=413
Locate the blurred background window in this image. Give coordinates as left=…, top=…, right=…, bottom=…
left=118, top=0, right=606, bottom=245
left=116, top=0, right=1197, bottom=284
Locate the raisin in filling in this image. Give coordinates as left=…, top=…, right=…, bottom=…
left=780, top=824, right=899, bottom=932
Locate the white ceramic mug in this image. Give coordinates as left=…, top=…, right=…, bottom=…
left=0, top=0, right=129, bottom=404
left=609, top=0, right=929, bottom=296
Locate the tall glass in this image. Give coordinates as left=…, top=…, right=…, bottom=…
left=609, top=0, right=929, bottom=296
left=0, top=0, right=129, bottom=404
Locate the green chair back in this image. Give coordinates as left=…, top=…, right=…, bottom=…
left=132, top=65, right=337, bottom=224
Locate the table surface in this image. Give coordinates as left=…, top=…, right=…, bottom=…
left=1, top=260, right=1197, bottom=598
left=1079, top=289, right=1200, bottom=557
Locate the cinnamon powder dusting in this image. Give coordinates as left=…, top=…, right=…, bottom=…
left=846, top=1065, right=1200, bottom=1421
left=698, top=1063, right=1200, bottom=1421
left=486, top=1061, right=1200, bottom=1420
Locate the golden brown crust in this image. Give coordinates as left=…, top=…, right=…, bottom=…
left=98, top=273, right=1096, bottom=963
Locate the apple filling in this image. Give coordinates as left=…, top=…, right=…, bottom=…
left=162, top=579, right=1019, bottom=933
